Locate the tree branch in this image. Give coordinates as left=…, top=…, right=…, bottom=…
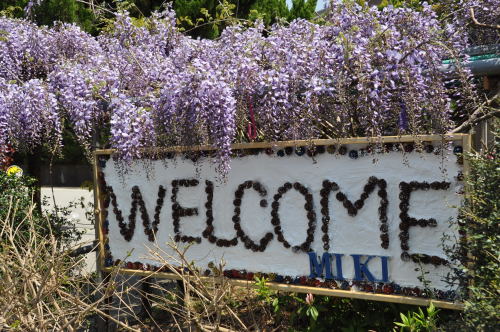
left=398, top=39, right=433, bottom=65
left=450, top=92, right=500, bottom=133
left=470, top=8, right=500, bottom=30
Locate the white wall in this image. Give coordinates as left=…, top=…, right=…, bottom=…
left=41, top=187, right=96, bottom=273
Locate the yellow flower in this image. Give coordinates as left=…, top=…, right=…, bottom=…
left=6, top=165, right=23, bottom=177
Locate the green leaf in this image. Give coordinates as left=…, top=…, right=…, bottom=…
left=200, top=8, right=210, bottom=18
left=309, top=306, right=319, bottom=321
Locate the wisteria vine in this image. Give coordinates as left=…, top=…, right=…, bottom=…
left=0, top=1, right=498, bottom=175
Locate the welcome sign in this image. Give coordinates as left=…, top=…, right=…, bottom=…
left=94, top=135, right=469, bottom=308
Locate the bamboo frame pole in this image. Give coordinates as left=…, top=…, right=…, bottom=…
left=100, top=267, right=464, bottom=310
left=92, top=152, right=112, bottom=330
left=94, top=134, right=469, bottom=155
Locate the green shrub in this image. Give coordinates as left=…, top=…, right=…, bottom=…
left=0, top=171, right=82, bottom=246
left=458, top=131, right=499, bottom=330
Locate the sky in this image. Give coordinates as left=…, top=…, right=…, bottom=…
left=286, top=0, right=329, bottom=12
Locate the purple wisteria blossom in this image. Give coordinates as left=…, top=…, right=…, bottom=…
left=0, top=78, right=60, bottom=150
left=457, top=0, right=500, bottom=45
left=110, top=95, right=155, bottom=161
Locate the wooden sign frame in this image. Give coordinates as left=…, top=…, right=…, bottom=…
left=93, top=134, right=471, bottom=310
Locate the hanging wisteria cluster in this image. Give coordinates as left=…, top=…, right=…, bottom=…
left=0, top=1, right=498, bottom=174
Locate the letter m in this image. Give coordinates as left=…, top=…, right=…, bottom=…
left=308, top=252, right=333, bottom=279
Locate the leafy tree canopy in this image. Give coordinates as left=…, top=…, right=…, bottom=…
left=0, top=0, right=97, bottom=33
left=1, top=0, right=319, bottom=38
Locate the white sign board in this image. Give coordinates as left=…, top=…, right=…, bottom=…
left=96, top=137, right=466, bottom=304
